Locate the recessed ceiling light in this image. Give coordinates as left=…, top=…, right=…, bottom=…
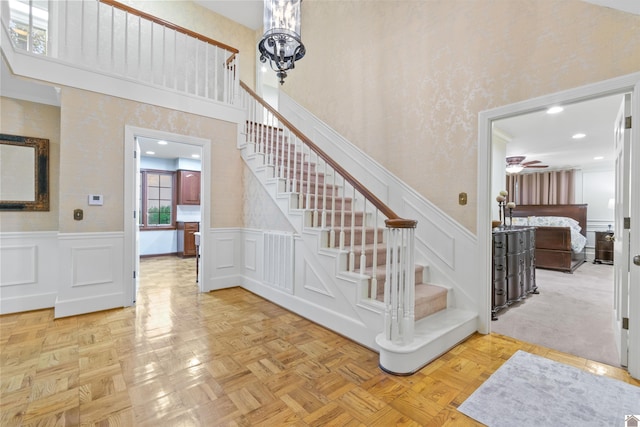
left=546, top=106, right=564, bottom=114
left=157, top=140, right=168, bottom=145
left=593, top=156, right=604, bottom=160
left=191, top=154, right=200, bottom=159
left=145, top=151, right=155, bottom=155
left=572, top=133, right=586, bottom=139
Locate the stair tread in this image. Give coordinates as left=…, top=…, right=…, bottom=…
left=363, top=264, right=423, bottom=279
left=414, top=283, right=448, bottom=320
left=415, top=308, right=477, bottom=335
left=376, top=308, right=478, bottom=353
left=415, top=282, right=447, bottom=298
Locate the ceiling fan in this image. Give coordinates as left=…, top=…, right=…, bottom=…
left=505, top=156, right=548, bottom=173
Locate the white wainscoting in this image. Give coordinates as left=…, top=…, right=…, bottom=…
left=55, top=232, right=126, bottom=318
left=263, top=231, right=294, bottom=294
left=207, top=228, right=384, bottom=349
left=205, top=228, right=246, bottom=291
left=0, top=231, right=59, bottom=314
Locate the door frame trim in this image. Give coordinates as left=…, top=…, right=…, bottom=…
left=477, top=72, right=640, bottom=378
left=124, top=126, right=211, bottom=305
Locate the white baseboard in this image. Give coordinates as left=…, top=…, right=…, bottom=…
left=54, top=292, right=125, bottom=318
left=0, top=292, right=57, bottom=315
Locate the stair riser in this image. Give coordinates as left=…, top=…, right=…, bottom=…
left=282, top=172, right=328, bottom=185
left=289, top=182, right=339, bottom=196
left=351, top=248, right=388, bottom=269
left=303, top=198, right=352, bottom=211
left=373, top=269, right=424, bottom=297
left=414, top=293, right=448, bottom=320
left=263, top=145, right=300, bottom=157
left=278, top=161, right=317, bottom=174
left=322, top=213, right=365, bottom=227
left=333, top=228, right=384, bottom=247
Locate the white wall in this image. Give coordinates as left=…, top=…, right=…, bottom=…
left=582, top=169, right=615, bottom=223
left=582, top=169, right=615, bottom=255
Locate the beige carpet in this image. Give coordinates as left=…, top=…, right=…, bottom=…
left=491, top=261, right=620, bottom=366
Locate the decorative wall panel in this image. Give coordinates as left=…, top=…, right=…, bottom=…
left=71, top=246, right=113, bottom=287
left=0, top=232, right=59, bottom=314
left=0, top=245, right=36, bottom=286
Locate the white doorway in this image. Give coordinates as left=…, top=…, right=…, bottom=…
left=124, top=126, right=212, bottom=305
left=490, top=94, right=621, bottom=366
left=477, top=72, right=640, bottom=379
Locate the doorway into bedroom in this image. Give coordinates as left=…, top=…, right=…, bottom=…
left=488, top=93, right=624, bottom=367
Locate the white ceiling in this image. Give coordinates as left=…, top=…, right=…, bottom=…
left=195, top=0, right=263, bottom=30
left=581, top=0, right=640, bottom=15
left=137, top=136, right=202, bottom=160
left=495, top=93, right=625, bottom=173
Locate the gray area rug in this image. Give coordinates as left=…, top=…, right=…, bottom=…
left=492, top=262, right=619, bottom=366
left=458, top=350, right=640, bottom=427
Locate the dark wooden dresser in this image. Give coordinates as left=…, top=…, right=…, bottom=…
left=492, top=226, right=537, bottom=320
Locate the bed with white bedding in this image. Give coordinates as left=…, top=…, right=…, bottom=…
left=509, top=204, right=588, bottom=273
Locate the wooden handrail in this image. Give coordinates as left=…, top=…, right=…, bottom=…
left=240, top=80, right=416, bottom=226
left=100, top=0, right=239, bottom=58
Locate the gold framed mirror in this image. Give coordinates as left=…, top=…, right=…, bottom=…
left=0, top=134, right=49, bottom=211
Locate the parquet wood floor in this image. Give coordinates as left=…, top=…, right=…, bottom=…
left=1, top=255, right=638, bottom=426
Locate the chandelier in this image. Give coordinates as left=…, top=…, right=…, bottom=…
left=258, top=0, right=305, bottom=85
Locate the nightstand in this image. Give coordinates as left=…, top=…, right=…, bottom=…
left=594, top=231, right=614, bottom=264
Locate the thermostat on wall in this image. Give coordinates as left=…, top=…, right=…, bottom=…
left=88, top=194, right=103, bottom=206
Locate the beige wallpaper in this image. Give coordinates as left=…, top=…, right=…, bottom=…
left=0, top=97, right=60, bottom=232
left=126, top=0, right=259, bottom=90
left=283, top=0, right=640, bottom=233
left=243, top=166, right=296, bottom=233
left=59, top=87, right=242, bottom=233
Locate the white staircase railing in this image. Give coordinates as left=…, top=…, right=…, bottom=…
left=1, top=0, right=239, bottom=104
left=238, top=82, right=419, bottom=346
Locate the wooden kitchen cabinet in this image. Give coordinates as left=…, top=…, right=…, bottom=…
left=177, top=222, right=199, bottom=257
left=177, top=170, right=200, bottom=205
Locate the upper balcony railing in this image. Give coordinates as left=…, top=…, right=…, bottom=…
left=1, top=0, right=239, bottom=104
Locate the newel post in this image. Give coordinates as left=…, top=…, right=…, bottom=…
left=384, top=218, right=418, bottom=345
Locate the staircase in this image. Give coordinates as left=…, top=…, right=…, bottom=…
left=256, top=124, right=450, bottom=320
left=240, top=110, right=477, bottom=374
